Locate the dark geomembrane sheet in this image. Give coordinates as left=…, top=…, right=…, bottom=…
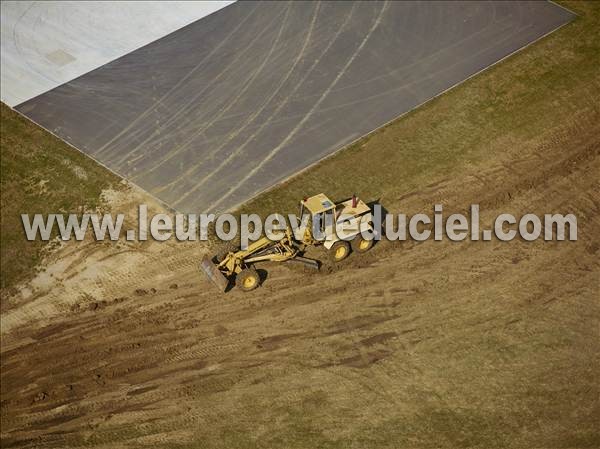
left=16, top=1, right=574, bottom=213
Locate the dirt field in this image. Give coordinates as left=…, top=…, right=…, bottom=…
left=1, top=108, right=599, bottom=447
left=1, top=1, right=599, bottom=448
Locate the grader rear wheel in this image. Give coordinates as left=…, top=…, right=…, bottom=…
left=236, top=268, right=260, bottom=292
left=352, top=235, right=374, bottom=253
left=330, top=240, right=351, bottom=262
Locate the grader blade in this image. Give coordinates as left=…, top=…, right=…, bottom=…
left=286, top=256, right=320, bottom=270
left=200, top=255, right=229, bottom=292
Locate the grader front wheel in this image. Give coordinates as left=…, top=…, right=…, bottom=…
left=236, top=268, right=260, bottom=292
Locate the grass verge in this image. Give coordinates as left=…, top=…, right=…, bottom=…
left=0, top=103, right=120, bottom=294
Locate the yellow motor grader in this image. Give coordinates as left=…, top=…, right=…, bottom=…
left=200, top=193, right=375, bottom=292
